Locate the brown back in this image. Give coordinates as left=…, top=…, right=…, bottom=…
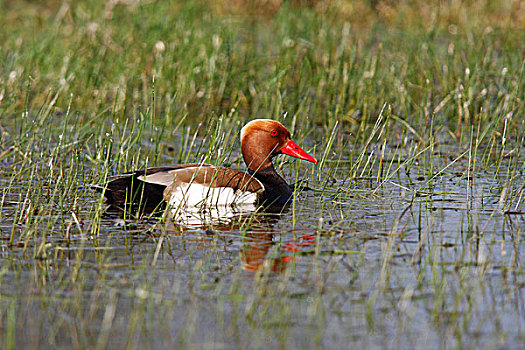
left=162, top=166, right=264, bottom=200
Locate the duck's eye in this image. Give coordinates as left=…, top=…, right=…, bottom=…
left=270, top=129, right=279, bottom=137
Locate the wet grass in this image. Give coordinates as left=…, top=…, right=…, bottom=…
left=1, top=0, right=524, bottom=349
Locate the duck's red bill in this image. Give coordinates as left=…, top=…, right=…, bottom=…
left=280, top=139, right=317, bottom=164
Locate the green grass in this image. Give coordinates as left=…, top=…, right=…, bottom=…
left=0, top=0, right=524, bottom=349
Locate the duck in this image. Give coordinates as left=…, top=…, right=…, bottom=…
left=99, top=119, right=317, bottom=213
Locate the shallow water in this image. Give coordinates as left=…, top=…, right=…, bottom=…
left=0, top=147, right=524, bottom=349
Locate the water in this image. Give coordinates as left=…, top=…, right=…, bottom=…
left=0, top=148, right=524, bottom=349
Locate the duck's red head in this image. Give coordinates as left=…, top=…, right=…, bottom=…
left=240, top=119, right=317, bottom=172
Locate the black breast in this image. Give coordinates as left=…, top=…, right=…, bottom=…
left=250, top=165, right=293, bottom=205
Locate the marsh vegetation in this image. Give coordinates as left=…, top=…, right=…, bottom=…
left=0, top=0, right=524, bottom=348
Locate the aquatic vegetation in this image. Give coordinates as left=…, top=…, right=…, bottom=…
left=0, top=0, right=523, bottom=348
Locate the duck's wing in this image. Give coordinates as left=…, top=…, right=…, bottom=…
left=160, top=166, right=264, bottom=197
left=97, top=163, right=211, bottom=208
left=159, top=166, right=264, bottom=211
left=98, top=164, right=264, bottom=210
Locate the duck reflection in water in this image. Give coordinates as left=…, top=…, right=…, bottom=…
left=163, top=205, right=318, bottom=273
left=104, top=203, right=317, bottom=273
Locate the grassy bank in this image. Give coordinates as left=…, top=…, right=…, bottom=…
left=1, top=0, right=523, bottom=143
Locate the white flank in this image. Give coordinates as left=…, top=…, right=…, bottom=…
left=167, top=183, right=259, bottom=224
left=169, top=183, right=257, bottom=207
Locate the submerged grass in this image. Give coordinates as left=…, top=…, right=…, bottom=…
left=0, top=0, right=524, bottom=349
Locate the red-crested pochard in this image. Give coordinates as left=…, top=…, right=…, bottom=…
left=100, top=119, right=317, bottom=212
